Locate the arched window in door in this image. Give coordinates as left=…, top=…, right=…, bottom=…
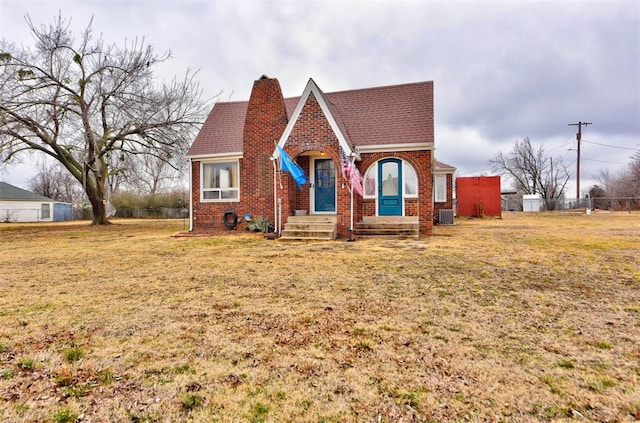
left=363, top=160, right=418, bottom=198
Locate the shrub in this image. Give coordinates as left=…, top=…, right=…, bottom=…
left=180, top=394, right=204, bottom=412
left=52, top=407, right=78, bottom=423
left=246, top=216, right=274, bottom=233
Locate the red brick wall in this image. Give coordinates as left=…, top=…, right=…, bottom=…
left=282, top=93, right=353, bottom=236
left=191, top=80, right=435, bottom=236
left=192, top=77, right=287, bottom=233
left=358, top=151, right=433, bottom=235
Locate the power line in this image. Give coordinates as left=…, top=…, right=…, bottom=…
left=547, top=140, right=574, bottom=152
left=582, top=157, right=628, bottom=165
left=582, top=139, right=639, bottom=151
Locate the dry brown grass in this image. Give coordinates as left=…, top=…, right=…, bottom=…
left=0, top=212, right=639, bottom=422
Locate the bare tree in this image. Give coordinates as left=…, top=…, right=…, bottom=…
left=489, top=137, right=570, bottom=210
left=0, top=14, right=208, bottom=224
left=597, top=150, right=640, bottom=199
left=629, top=150, right=640, bottom=195
left=29, top=160, right=82, bottom=203
left=120, top=148, right=188, bottom=195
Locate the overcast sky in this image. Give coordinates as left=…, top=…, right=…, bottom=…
left=1, top=0, right=639, bottom=196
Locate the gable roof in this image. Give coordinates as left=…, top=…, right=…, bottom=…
left=434, top=160, right=456, bottom=173
left=0, top=182, right=54, bottom=201
left=276, top=78, right=355, bottom=156
left=187, top=79, right=434, bottom=158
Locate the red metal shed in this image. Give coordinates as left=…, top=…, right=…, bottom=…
left=456, top=176, right=502, bottom=217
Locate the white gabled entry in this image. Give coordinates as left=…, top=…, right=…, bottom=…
left=273, top=78, right=357, bottom=160
left=271, top=78, right=360, bottom=232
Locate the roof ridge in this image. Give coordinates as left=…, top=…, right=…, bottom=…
left=0, top=181, right=54, bottom=201
left=323, top=80, right=432, bottom=96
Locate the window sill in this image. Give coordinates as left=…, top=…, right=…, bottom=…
left=200, top=199, right=241, bottom=203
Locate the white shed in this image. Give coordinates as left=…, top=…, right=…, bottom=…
left=0, top=182, right=55, bottom=223
left=522, top=194, right=543, bottom=212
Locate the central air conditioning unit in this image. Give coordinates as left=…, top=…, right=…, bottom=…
left=438, top=209, right=455, bottom=225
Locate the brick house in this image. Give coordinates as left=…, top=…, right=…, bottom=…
left=186, top=76, right=455, bottom=238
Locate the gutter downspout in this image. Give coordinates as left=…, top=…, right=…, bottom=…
left=188, top=158, right=193, bottom=232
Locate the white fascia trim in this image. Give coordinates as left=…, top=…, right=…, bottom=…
left=274, top=78, right=353, bottom=158
left=356, top=142, right=434, bottom=154
left=434, top=167, right=456, bottom=175
left=187, top=152, right=244, bottom=161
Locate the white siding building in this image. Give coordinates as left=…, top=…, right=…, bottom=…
left=0, top=182, right=55, bottom=223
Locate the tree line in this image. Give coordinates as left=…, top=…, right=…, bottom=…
left=490, top=137, right=639, bottom=211
left=1, top=14, right=209, bottom=224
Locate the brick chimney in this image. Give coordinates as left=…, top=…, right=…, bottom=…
left=240, top=76, right=288, bottom=219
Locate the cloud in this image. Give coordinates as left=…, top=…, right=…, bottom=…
left=1, top=0, right=638, bottom=195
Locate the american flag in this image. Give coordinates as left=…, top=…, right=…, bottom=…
left=340, top=145, right=363, bottom=197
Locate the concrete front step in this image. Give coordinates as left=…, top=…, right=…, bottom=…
left=280, top=215, right=338, bottom=240
left=354, top=216, right=419, bottom=240
left=286, top=215, right=339, bottom=224
left=356, top=223, right=419, bottom=230
left=356, top=233, right=419, bottom=240
left=280, top=229, right=336, bottom=240
left=361, top=216, right=419, bottom=223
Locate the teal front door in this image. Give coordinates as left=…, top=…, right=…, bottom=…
left=314, top=159, right=336, bottom=212
left=378, top=158, right=402, bottom=216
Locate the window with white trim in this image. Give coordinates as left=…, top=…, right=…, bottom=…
left=434, top=174, right=447, bottom=202
left=403, top=163, right=418, bottom=197
left=364, top=165, right=376, bottom=197
left=363, top=160, right=418, bottom=198
left=201, top=161, right=239, bottom=201
left=41, top=203, right=50, bottom=219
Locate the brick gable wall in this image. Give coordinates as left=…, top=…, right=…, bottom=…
left=278, top=93, right=353, bottom=234
left=358, top=151, right=434, bottom=235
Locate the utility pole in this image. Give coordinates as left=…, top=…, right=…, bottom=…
left=568, top=121, right=592, bottom=200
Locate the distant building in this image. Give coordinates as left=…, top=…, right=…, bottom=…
left=0, top=182, right=71, bottom=222
left=523, top=194, right=543, bottom=212
left=456, top=176, right=502, bottom=217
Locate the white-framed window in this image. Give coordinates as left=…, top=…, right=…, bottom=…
left=403, top=163, right=418, bottom=197
left=363, top=160, right=418, bottom=198
left=364, top=165, right=376, bottom=197
left=201, top=160, right=239, bottom=201
left=434, top=174, right=447, bottom=202
left=41, top=203, right=50, bottom=219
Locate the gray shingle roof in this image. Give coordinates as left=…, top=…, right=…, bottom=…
left=0, top=182, right=54, bottom=201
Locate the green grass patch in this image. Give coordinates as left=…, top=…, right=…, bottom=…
left=52, top=407, right=78, bottom=423
left=248, top=402, right=270, bottom=423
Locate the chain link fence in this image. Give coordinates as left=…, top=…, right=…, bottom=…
left=114, top=207, right=189, bottom=218
left=502, top=195, right=640, bottom=212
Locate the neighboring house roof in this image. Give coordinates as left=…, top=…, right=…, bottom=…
left=187, top=79, right=434, bottom=158
left=434, top=160, right=456, bottom=173
left=0, top=182, right=53, bottom=201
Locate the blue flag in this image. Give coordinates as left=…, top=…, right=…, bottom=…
left=277, top=145, right=308, bottom=189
